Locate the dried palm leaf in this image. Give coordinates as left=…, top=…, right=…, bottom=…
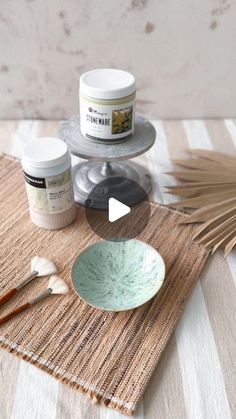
left=225, top=235, right=236, bottom=256
left=193, top=211, right=236, bottom=240
left=167, top=183, right=236, bottom=198
left=172, top=158, right=236, bottom=173
left=203, top=225, right=236, bottom=251
left=169, top=189, right=236, bottom=209
left=188, top=149, right=236, bottom=165
left=167, top=149, right=236, bottom=256
left=181, top=197, right=236, bottom=224
left=196, top=216, right=236, bottom=244
left=167, top=170, right=236, bottom=183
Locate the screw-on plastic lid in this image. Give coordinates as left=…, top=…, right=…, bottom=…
left=80, top=69, right=136, bottom=100
left=22, top=138, right=70, bottom=168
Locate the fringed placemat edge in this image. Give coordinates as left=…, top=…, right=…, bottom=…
left=0, top=335, right=135, bottom=415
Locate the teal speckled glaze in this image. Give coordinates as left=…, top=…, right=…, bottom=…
left=71, top=239, right=165, bottom=311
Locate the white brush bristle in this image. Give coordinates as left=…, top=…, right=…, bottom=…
left=47, top=275, right=69, bottom=295
left=31, top=256, right=57, bottom=276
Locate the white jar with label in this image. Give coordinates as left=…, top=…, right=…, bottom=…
left=79, top=69, right=136, bottom=143
left=21, top=138, right=77, bottom=230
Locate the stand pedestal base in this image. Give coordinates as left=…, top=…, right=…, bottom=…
left=72, top=160, right=151, bottom=208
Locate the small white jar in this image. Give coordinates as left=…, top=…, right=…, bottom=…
left=79, top=68, right=136, bottom=143
left=21, top=137, right=77, bottom=230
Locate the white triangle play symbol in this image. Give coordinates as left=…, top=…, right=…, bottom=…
left=108, top=197, right=131, bottom=222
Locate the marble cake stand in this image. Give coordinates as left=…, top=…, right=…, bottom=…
left=58, top=115, right=156, bottom=207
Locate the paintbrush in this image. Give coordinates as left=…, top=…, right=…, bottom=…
left=0, top=276, right=69, bottom=326
left=0, top=256, right=57, bottom=307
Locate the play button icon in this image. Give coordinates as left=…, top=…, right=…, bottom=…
left=108, top=198, right=131, bottom=222
left=85, top=176, right=151, bottom=241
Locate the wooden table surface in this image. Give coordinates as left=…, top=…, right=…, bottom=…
left=0, top=119, right=235, bottom=419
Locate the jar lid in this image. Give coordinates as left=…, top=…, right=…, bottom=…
left=80, top=69, right=135, bottom=100
left=22, top=138, right=70, bottom=168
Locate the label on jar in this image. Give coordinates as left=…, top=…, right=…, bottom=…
left=80, top=95, right=135, bottom=141
left=23, top=169, right=74, bottom=214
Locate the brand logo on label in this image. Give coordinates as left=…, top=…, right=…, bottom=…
left=88, top=107, right=107, bottom=117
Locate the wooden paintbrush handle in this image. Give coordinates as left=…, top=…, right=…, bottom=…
left=0, top=302, right=30, bottom=326
left=0, top=288, right=18, bottom=306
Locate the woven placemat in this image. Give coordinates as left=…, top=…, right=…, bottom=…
left=0, top=156, right=209, bottom=416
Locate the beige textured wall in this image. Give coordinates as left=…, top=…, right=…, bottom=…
left=0, top=0, right=235, bottom=119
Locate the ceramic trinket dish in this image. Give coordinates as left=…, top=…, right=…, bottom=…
left=71, top=239, right=165, bottom=311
